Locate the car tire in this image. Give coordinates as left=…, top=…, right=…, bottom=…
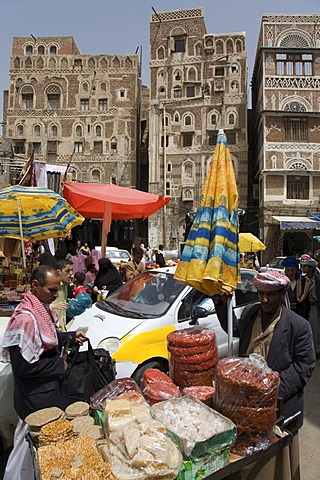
left=132, top=359, right=169, bottom=387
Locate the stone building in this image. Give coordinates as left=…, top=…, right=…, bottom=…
left=2, top=37, right=139, bottom=187
left=2, top=36, right=143, bottom=246
left=148, top=7, right=248, bottom=250
left=250, top=15, right=320, bottom=262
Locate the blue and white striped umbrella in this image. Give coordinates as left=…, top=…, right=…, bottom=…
left=0, top=185, right=84, bottom=241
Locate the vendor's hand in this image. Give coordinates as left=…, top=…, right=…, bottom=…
left=93, top=286, right=99, bottom=294
left=52, top=301, right=68, bottom=310
left=75, top=330, right=88, bottom=346
left=63, top=360, right=68, bottom=371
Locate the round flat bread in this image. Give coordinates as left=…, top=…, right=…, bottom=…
left=71, top=415, right=95, bottom=434
left=25, top=407, right=64, bottom=429
left=65, top=401, right=89, bottom=418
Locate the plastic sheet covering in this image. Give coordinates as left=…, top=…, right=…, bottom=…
left=167, top=327, right=218, bottom=388
left=151, top=396, right=236, bottom=459
left=99, top=414, right=183, bottom=479
left=214, top=354, right=280, bottom=455
left=90, top=377, right=142, bottom=411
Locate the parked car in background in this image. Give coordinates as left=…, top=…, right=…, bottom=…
left=94, top=246, right=131, bottom=267
left=69, top=267, right=258, bottom=384
left=260, top=256, right=286, bottom=273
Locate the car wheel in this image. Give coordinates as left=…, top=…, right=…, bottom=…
left=132, top=360, right=169, bottom=387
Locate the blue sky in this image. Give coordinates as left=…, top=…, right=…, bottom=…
left=0, top=0, right=319, bottom=125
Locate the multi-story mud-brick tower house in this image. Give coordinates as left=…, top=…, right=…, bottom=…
left=250, top=15, right=320, bottom=261
left=148, top=7, right=248, bottom=249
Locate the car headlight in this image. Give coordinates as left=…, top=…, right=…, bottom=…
left=97, top=337, right=121, bottom=354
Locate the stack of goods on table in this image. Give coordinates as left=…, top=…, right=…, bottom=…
left=214, top=355, right=280, bottom=455
left=151, top=396, right=236, bottom=479
left=25, top=403, right=114, bottom=480
left=167, top=327, right=218, bottom=387
left=98, top=390, right=183, bottom=479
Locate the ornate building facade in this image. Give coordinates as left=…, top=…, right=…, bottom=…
left=2, top=36, right=139, bottom=188
left=251, top=15, right=320, bottom=261
left=148, top=8, right=248, bottom=249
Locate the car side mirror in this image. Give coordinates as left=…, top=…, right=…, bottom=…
left=190, top=306, right=209, bottom=325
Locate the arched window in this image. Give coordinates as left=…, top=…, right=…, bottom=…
left=210, top=113, right=217, bottom=125
left=226, top=39, right=234, bottom=54
left=96, top=125, right=102, bottom=136
left=184, top=115, right=193, bottom=126
left=50, top=45, right=57, bottom=55
left=284, top=101, right=307, bottom=112
left=182, top=160, right=195, bottom=184
left=174, top=112, right=180, bottom=123
left=76, top=125, right=83, bottom=137
left=51, top=125, right=58, bottom=137
left=47, top=84, right=61, bottom=109
left=17, top=125, right=24, bottom=137
left=188, top=68, right=197, bottom=81
left=174, top=70, right=182, bottom=81
left=82, top=82, right=89, bottom=93
left=37, top=45, right=45, bottom=55
left=21, top=85, right=34, bottom=110
left=91, top=169, right=101, bottom=182
left=25, top=45, right=33, bottom=56
left=167, top=162, right=172, bottom=173
left=34, top=125, right=41, bottom=136
left=100, top=82, right=107, bottom=92
left=159, top=86, right=166, bottom=96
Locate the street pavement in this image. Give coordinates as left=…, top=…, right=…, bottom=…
left=300, top=358, right=320, bottom=480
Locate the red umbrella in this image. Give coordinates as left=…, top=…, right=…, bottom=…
left=62, top=182, right=170, bottom=254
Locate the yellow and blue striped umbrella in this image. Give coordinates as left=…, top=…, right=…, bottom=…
left=174, top=130, right=240, bottom=296
left=0, top=185, right=84, bottom=241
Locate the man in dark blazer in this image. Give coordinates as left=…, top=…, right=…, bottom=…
left=217, top=270, right=315, bottom=479
left=0, top=265, right=87, bottom=479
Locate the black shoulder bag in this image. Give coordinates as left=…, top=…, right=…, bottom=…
left=66, top=341, right=116, bottom=403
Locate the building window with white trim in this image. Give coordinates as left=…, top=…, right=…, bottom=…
left=80, top=99, right=89, bottom=111
left=74, top=142, right=83, bottom=153
left=99, top=99, right=108, bottom=111
left=75, top=125, right=83, bottom=137
left=21, top=86, right=34, bottom=110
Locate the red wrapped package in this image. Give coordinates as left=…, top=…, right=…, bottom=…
left=167, top=327, right=218, bottom=388
left=182, top=385, right=215, bottom=405
left=214, top=355, right=280, bottom=455
left=143, top=381, right=181, bottom=405
left=141, top=368, right=174, bottom=390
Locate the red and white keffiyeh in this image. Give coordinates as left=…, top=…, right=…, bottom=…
left=254, top=270, right=290, bottom=292
left=0, top=291, right=59, bottom=363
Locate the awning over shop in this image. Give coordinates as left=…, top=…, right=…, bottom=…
left=272, top=216, right=320, bottom=230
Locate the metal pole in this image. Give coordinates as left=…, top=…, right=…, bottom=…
left=163, top=104, right=167, bottom=246
left=17, top=198, right=26, bottom=269
left=227, top=296, right=233, bottom=357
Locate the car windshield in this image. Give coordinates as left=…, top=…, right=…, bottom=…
left=99, top=271, right=186, bottom=317
left=269, top=258, right=284, bottom=269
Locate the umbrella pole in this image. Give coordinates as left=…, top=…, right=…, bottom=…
left=227, top=297, right=233, bottom=357
left=101, top=203, right=111, bottom=257
left=17, top=199, right=26, bottom=269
